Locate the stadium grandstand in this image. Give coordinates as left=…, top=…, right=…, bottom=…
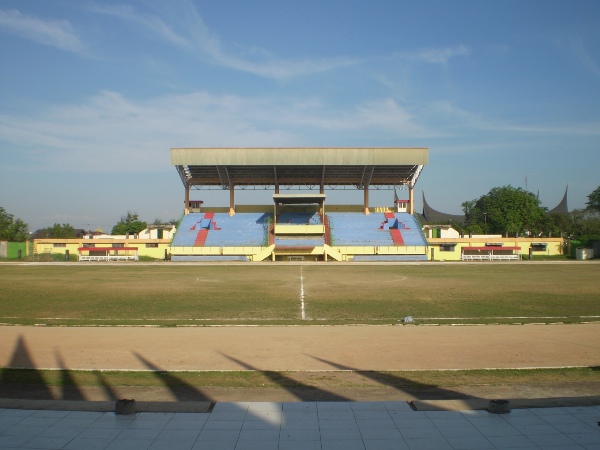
left=170, top=148, right=429, bottom=261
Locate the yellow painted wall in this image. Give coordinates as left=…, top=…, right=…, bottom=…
left=427, top=237, right=564, bottom=261
left=33, top=239, right=172, bottom=260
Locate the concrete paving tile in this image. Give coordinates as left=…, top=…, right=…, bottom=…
left=352, top=402, right=388, bottom=410
left=211, top=402, right=250, bottom=412
left=364, top=439, right=410, bottom=449
left=566, top=431, right=600, bottom=445
left=513, top=423, right=562, bottom=435
left=360, top=427, right=403, bottom=440
left=280, top=418, right=319, bottom=430
left=445, top=435, right=495, bottom=449
left=238, top=428, right=280, bottom=441
left=282, top=402, right=317, bottom=411
left=202, top=419, right=243, bottom=430
left=0, top=409, right=36, bottom=417
left=246, top=402, right=283, bottom=412
left=319, top=418, right=359, bottom=429
left=485, top=435, right=537, bottom=448
left=30, top=410, right=70, bottom=419
left=357, top=418, right=397, bottom=429
left=22, top=435, right=75, bottom=449
left=353, top=410, right=393, bottom=421
left=2, top=424, right=45, bottom=437
left=278, top=441, right=321, bottom=450
left=279, top=428, right=320, bottom=441
left=148, top=438, right=197, bottom=450
left=206, top=411, right=247, bottom=421
left=473, top=424, right=522, bottom=437
left=403, top=437, right=452, bottom=450
left=437, top=425, right=482, bottom=438
left=63, top=437, right=113, bottom=450
left=192, top=439, right=236, bottom=450
left=104, top=438, right=154, bottom=450
left=156, top=428, right=201, bottom=441
left=400, top=426, right=445, bottom=440
left=528, top=433, right=581, bottom=447
left=318, top=410, right=356, bottom=420
left=320, top=427, right=362, bottom=440
left=163, top=415, right=208, bottom=430
left=241, top=420, right=280, bottom=430
left=0, top=435, right=34, bottom=448
left=384, top=402, right=413, bottom=412
left=235, top=440, right=279, bottom=450
left=316, top=402, right=353, bottom=410
left=16, top=417, right=61, bottom=428
left=321, top=439, right=366, bottom=450
left=197, top=428, right=240, bottom=441
left=116, top=427, right=162, bottom=440
left=76, top=427, right=122, bottom=440
left=35, top=426, right=82, bottom=439
left=55, top=417, right=100, bottom=428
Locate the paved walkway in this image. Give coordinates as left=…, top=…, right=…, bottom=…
left=1, top=401, right=599, bottom=449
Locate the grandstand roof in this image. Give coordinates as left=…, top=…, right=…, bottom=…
left=171, top=148, right=428, bottom=190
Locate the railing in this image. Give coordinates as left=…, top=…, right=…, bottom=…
left=411, top=213, right=429, bottom=247
left=462, top=254, right=520, bottom=261
left=79, top=255, right=138, bottom=262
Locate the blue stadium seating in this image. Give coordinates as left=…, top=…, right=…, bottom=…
left=172, top=213, right=270, bottom=247
left=327, top=212, right=427, bottom=247
left=327, top=213, right=395, bottom=246
left=277, top=212, right=321, bottom=224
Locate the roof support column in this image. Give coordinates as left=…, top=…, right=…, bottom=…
left=364, top=187, right=370, bottom=215
left=184, top=185, right=190, bottom=215
left=409, top=187, right=414, bottom=215
left=229, top=184, right=235, bottom=216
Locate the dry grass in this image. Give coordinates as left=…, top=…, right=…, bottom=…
left=0, top=263, right=598, bottom=325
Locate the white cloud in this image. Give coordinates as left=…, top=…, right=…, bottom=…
left=0, top=91, right=434, bottom=173
left=412, top=45, right=470, bottom=64
left=570, top=36, right=600, bottom=77
left=90, top=1, right=360, bottom=79
left=0, top=8, right=85, bottom=53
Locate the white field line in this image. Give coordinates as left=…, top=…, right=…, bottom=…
left=11, top=365, right=594, bottom=373
left=300, top=266, right=306, bottom=320
left=2, top=316, right=599, bottom=322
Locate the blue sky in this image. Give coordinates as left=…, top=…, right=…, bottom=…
left=1, top=0, right=599, bottom=232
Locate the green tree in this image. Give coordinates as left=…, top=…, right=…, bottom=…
left=569, top=208, right=600, bottom=240
left=38, top=223, right=77, bottom=239
left=462, top=186, right=547, bottom=236
left=0, top=207, right=29, bottom=242
left=111, top=212, right=147, bottom=235
left=586, top=186, right=600, bottom=214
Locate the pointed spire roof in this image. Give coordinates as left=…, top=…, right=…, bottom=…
left=418, top=192, right=466, bottom=225
left=548, top=186, right=569, bottom=215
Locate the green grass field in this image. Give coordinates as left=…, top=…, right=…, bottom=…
left=1, top=263, right=599, bottom=326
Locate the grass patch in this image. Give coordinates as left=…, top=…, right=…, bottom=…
left=1, top=367, right=598, bottom=390
left=0, top=263, right=598, bottom=326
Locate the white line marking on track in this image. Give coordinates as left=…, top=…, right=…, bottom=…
left=300, top=266, right=306, bottom=320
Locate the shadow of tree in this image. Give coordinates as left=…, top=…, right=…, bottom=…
left=306, top=354, right=478, bottom=400
left=55, top=350, right=86, bottom=401
left=133, top=352, right=212, bottom=401
left=0, top=335, right=54, bottom=400
left=220, top=352, right=350, bottom=401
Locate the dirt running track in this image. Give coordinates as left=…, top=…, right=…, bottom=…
left=2, top=324, right=599, bottom=372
